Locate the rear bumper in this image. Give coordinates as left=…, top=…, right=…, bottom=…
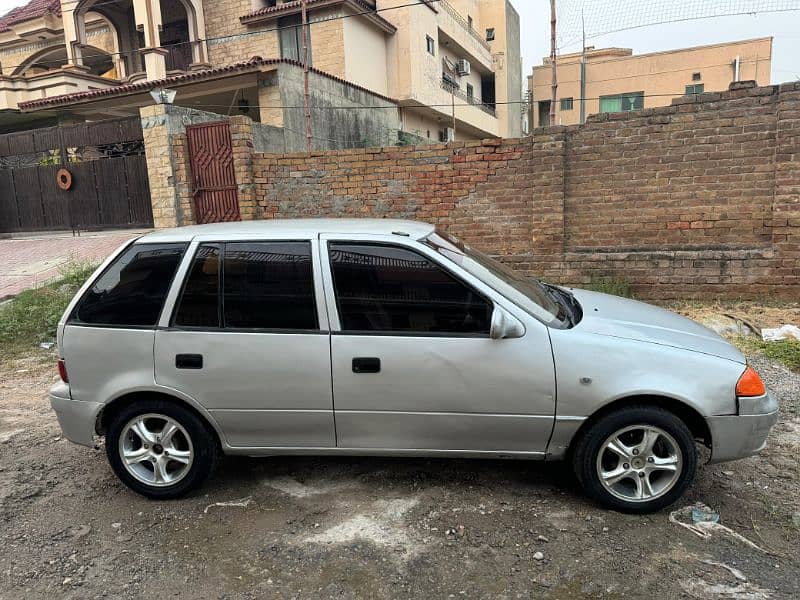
left=707, top=396, right=779, bottom=463
left=49, top=384, right=102, bottom=448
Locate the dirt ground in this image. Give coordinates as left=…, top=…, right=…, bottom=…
left=1, top=346, right=799, bottom=599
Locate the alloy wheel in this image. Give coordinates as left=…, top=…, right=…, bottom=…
left=118, top=413, right=194, bottom=487
left=595, top=425, right=683, bottom=503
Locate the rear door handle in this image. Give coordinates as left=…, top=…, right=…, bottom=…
left=352, top=357, right=380, bottom=374
left=176, top=354, right=203, bottom=369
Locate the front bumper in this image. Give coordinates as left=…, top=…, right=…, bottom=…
left=707, top=393, right=779, bottom=463
left=49, top=383, right=102, bottom=448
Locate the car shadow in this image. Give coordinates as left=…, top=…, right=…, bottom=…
left=204, top=454, right=580, bottom=498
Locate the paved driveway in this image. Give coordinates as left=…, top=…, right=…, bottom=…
left=0, top=230, right=146, bottom=300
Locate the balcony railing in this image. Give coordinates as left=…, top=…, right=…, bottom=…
left=438, top=0, right=492, bottom=52
left=441, top=79, right=496, bottom=117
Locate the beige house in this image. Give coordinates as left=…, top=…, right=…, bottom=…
left=0, top=0, right=521, bottom=142
left=529, top=38, right=773, bottom=128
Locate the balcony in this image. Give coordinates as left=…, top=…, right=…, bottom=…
left=437, top=0, right=492, bottom=70
left=441, top=79, right=496, bottom=117
left=0, top=69, right=120, bottom=111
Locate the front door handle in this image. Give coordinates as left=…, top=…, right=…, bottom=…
left=352, top=357, right=380, bottom=374
left=176, top=354, right=203, bottom=369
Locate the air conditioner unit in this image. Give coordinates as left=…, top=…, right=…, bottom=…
left=456, top=59, right=471, bottom=76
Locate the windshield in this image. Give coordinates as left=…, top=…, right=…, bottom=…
left=423, top=231, right=563, bottom=323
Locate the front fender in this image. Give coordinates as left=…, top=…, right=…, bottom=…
left=549, top=329, right=744, bottom=419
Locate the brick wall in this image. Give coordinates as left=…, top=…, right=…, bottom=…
left=244, top=81, right=799, bottom=300
left=142, top=83, right=799, bottom=299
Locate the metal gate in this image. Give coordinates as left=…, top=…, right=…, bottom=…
left=186, top=121, right=240, bottom=224
left=0, top=117, right=152, bottom=233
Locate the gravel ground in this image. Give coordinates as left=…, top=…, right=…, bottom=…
left=0, top=351, right=798, bottom=599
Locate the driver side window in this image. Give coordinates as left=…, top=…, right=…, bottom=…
left=328, top=242, right=492, bottom=335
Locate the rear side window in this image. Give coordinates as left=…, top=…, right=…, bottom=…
left=173, top=245, right=220, bottom=327
left=329, top=242, right=492, bottom=335
left=72, top=243, right=186, bottom=327
left=223, top=242, right=318, bottom=330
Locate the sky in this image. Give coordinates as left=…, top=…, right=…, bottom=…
left=0, top=0, right=797, bottom=85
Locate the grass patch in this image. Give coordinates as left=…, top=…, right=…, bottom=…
left=732, top=335, right=800, bottom=372
left=0, top=262, right=97, bottom=359
left=584, top=277, right=634, bottom=298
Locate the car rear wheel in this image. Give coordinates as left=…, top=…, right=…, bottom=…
left=572, top=406, right=697, bottom=513
left=106, top=400, right=219, bottom=499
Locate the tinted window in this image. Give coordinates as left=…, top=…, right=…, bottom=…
left=72, top=243, right=186, bottom=326
left=223, top=242, right=318, bottom=330
left=329, top=243, right=492, bottom=335
left=174, top=245, right=220, bottom=327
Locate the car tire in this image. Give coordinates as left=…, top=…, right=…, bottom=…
left=572, top=405, right=697, bottom=514
left=106, top=399, right=219, bottom=499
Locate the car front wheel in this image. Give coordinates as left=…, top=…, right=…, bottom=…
left=106, top=400, right=218, bottom=499
left=572, top=406, right=697, bottom=513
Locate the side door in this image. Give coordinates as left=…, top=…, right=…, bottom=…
left=320, top=235, right=556, bottom=455
left=154, top=235, right=334, bottom=449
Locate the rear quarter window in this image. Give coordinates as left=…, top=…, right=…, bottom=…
left=71, top=243, right=187, bottom=327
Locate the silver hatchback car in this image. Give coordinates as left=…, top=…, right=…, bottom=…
left=50, top=219, right=778, bottom=513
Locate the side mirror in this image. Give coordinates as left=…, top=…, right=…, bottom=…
left=490, top=306, right=525, bottom=340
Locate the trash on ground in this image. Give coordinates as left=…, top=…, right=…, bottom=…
left=39, top=342, right=54, bottom=349
left=762, top=324, right=800, bottom=342
left=669, top=503, right=768, bottom=554
left=204, top=496, right=253, bottom=514
left=691, top=506, right=720, bottom=524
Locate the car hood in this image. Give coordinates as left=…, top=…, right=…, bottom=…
left=567, top=288, right=745, bottom=364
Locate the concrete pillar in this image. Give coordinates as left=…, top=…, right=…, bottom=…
left=133, top=0, right=167, bottom=80
left=140, top=104, right=182, bottom=228
left=229, top=115, right=257, bottom=220
left=186, top=0, right=210, bottom=67
left=60, top=4, right=86, bottom=70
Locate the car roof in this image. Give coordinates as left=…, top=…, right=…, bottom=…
left=136, top=218, right=436, bottom=243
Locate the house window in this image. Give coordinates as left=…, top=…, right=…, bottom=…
left=486, top=28, right=495, bottom=41
left=560, top=97, right=574, bottom=111
left=599, top=92, right=644, bottom=113
left=279, top=15, right=312, bottom=64
left=466, top=83, right=474, bottom=102
left=426, top=35, right=435, bottom=56
left=692, top=72, right=702, bottom=81
left=467, top=15, right=473, bottom=29
left=685, top=84, right=704, bottom=95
